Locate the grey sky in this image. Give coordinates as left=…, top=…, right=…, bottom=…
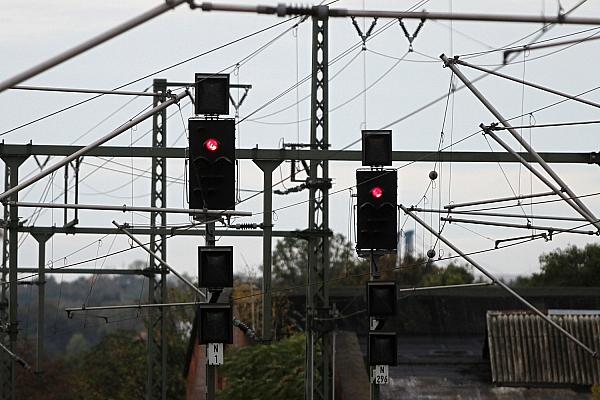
left=1, top=0, right=600, bottom=284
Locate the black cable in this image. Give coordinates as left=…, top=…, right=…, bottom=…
left=459, top=26, right=600, bottom=59
left=232, top=213, right=600, bottom=303
left=252, top=75, right=600, bottom=217
left=13, top=214, right=234, bottom=284
left=247, top=49, right=363, bottom=122
left=240, top=0, right=430, bottom=124
left=240, top=100, right=581, bottom=220
left=0, top=17, right=298, bottom=137
left=471, top=29, right=600, bottom=68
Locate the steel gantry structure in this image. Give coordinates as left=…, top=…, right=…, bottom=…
left=3, top=2, right=600, bottom=399
left=1, top=139, right=599, bottom=400
left=148, top=78, right=169, bottom=400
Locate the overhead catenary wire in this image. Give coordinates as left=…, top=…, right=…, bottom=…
left=18, top=60, right=597, bottom=249
left=441, top=216, right=597, bottom=236
left=460, top=190, right=600, bottom=214
left=239, top=0, right=557, bottom=206
left=231, top=213, right=600, bottom=304
left=5, top=0, right=600, bottom=318
left=6, top=9, right=318, bottom=228
left=0, top=90, right=189, bottom=202
left=453, top=58, right=600, bottom=110
left=254, top=75, right=600, bottom=218
left=248, top=50, right=409, bottom=125
left=412, top=207, right=587, bottom=223
left=472, top=28, right=600, bottom=67
left=503, top=32, right=600, bottom=61
left=489, top=119, right=600, bottom=130
left=241, top=0, right=430, bottom=124
left=441, top=55, right=600, bottom=231
left=18, top=197, right=600, bottom=319
left=0, top=13, right=300, bottom=137
left=182, top=0, right=580, bottom=220
left=0, top=0, right=189, bottom=95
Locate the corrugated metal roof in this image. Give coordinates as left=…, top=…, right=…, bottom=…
left=486, top=311, right=600, bottom=385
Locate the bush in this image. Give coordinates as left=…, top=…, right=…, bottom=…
left=218, top=334, right=306, bottom=400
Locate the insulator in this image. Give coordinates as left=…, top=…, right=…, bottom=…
left=235, top=223, right=258, bottom=230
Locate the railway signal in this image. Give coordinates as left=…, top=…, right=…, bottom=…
left=356, top=169, right=398, bottom=252
left=188, top=118, right=236, bottom=213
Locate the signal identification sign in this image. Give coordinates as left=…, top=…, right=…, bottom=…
left=207, top=343, right=224, bottom=365
left=372, top=365, right=389, bottom=385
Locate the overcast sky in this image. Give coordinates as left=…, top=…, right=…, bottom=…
left=2, top=0, right=600, bottom=289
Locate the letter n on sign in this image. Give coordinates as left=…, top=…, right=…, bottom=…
left=207, top=343, right=224, bottom=365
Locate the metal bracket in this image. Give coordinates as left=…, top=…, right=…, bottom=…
left=33, top=155, right=50, bottom=171
left=229, top=84, right=252, bottom=116
left=308, top=307, right=333, bottom=333
left=398, top=17, right=426, bottom=51
left=291, top=159, right=310, bottom=182
left=297, top=228, right=333, bottom=240
left=351, top=16, right=378, bottom=50
left=63, top=157, right=82, bottom=228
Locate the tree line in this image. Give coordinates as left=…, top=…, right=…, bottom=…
left=13, top=235, right=600, bottom=399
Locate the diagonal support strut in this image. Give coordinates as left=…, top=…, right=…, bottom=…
left=400, top=204, right=599, bottom=359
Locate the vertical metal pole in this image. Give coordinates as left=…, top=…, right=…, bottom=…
left=253, top=160, right=282, bottom=342
left=0, top=156, right=26, bottom=400
left=306, top=7, right=331, bottom=400
left=369, top=255, right=379, bottom=400
left=205, top=222, right=216, bottom=400
left=148, top=78, right=168, bottom=400
left=0, top=165, right=11, bottom=400
left=32, top=233, right=52, bottom=374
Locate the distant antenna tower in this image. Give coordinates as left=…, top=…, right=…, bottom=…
left=404, top=230, right=415, bottom=257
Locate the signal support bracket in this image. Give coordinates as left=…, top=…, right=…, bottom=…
left=253, top=159, right=283, bottom=342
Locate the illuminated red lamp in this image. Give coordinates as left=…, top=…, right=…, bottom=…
left=370, top=186, right=383, bottom=199
left=204, top=138, right=220, bottom=152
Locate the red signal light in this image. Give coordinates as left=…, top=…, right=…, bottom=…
left=204, top=138, right=220, bottom=152
left=370, top=187, right=383, bottom=199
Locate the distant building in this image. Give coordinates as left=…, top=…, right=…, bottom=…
left=404, top=230, right=415, bottom=257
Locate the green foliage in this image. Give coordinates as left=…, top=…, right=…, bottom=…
left=218, top=334, right=306, bottom=400
left=66, top=332, right=89, bottom=358
left=16, top=356, right=78, bottom=400
left=421, top=263, right=475, bottom=286
left=378, top=254, right=474, bottom=286
left=17, top=272, right=148, bottom=355
left=592, top=384, right=600, bottom=399
left=16, top=264, right=196, bottom=400
left=514, top=244, right=600, bottom=287
left=272, top=233, right=475, bottom=288
left=71, top=332, right=147, bottom=400
left=272, top=233, right=369, bottom=287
